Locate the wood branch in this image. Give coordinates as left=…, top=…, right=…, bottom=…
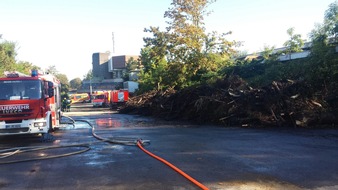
left=227, top=100, right=235, bottom=105
left=120, top=75, right=335, bottom=128
left=272, top=81, right=280, bottom=91
left=228, top=91, right=241, bottom=97
left=270, top=108, right=278, bottom=122
left=310, top=100, right=322, bottom=107
left=137, top=98, right=143, bottom=104
left=219, top=114, right=234, bottom=121
left=291, top=94, right=300, bottom=99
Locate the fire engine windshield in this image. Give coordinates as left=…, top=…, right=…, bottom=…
left=93, top=95, right=105, bottom=99
left=0, top=80, right=42, bottom=100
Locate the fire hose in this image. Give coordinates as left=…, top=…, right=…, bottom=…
left=0, top=116, right=209, bottom=190
left=76, top=118, right=208, bottom=190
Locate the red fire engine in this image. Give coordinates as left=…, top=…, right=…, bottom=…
left=92, top=91, right=110, bottom=107
left=0, top=70, right=61, bottom=136
left=109, top=90, right=129, bottom=109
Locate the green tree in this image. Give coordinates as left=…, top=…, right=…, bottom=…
left=0, top=40, right=17, bottom=76
left=126, top=57, right=140, bottom=71
left=83, top=69, right=93, bottom=80
left=14, top=61, right=40, bottom=75
left=45, top=65, right=70, bottom=99
left=70, top=78, right=82, bottom=90
left=55, top=73, right=70, bottom=99
left=307, top=1, right=338, bottom=94
left=139, top=0, right=237, bottom=91
left=261, top=45, right=276, bottom=60
left=140, top=28, right=171, bottom=91
left=324, top=0, right=338, bottom=40
left=283, top=27, right=304, bottom=54
left=0, top=39, right=39, bottom=76
left=123, top=57, right=141, bottom=81
left=46, top=65, right=59, bottom=75
left=138, top=46, right=170, bottom=92
left=164, top=0, right=219, bottom=88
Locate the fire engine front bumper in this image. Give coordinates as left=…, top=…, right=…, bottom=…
left=0, top=119, right=48, bottom=135
left=93, top=102, right=104, bottom=107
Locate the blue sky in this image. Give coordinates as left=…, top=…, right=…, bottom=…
left=0, top=0, right=334, bottom=80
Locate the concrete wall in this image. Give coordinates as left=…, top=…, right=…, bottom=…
left=92, top=53, right=139, bottom=82
left=92, top=52, right=111, bottom=79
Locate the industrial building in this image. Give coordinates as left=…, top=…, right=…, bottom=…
left=78, top=52, right=140, bottom=93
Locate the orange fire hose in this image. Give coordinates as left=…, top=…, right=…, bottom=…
left=137, top=141, right=209, bottom=190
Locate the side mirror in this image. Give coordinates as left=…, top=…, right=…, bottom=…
left=48, top=81, right=54, bottom=97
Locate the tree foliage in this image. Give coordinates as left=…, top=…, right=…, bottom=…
left=70, top=78, right=82, bottom=90
left=0, top=39, right=39, bottom=76
left=324, top=0, right=338, bottom=39
left=138, top=0, right=237, bottom=92
left=44, top=65, right=70, bottom=98
left=126, top=57, right=140, bottom=71
left=138, top=46, right=170, bottom=93
left=15, top=61, right=40, bottom=74
left=224, top=1, right=338, bottom=96
left=55, top=73, right=70, bottom=99
left=0, top=40, right=17, bottom=75
left=306, top=1, right=338, bottom=93
left=0, top=37, right=71, bottom=99
left=45, top=65, right=59, bottom=75
left=123, top=57, right=141, bottom=81
left=283, top=27, right=304, bottom=54
left=261, top=45, right=277, bottom=60
left=83, top=69, right=93, bottom=80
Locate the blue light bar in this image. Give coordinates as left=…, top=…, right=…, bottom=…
left=31, top=70, right=38, bottom=77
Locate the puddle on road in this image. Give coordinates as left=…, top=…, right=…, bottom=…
left=81, top=144, right=133, bottom=168
left=60, top=113, right=157, bottom=131
left=95, top=118, right=123, bottom=128
left=85, top=160, right=116, bottom=167
left=60, top=117, right=123, bottom=129
left=83, top=152, right=116, bottom=168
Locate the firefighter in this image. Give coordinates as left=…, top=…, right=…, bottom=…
left=62, top=98, right=68, bottom=112
left=66, top=99, right=71, bottom=112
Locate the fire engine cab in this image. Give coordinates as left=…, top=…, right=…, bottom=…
left=92, top=91, right=110, bottom=108
left=0, top=70, right=61, bottom=136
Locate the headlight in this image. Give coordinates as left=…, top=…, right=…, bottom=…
left=34, top=122, right=47, bottom=127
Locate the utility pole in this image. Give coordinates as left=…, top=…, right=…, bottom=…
left=90, top=78, right=92, bottom=97
left=110, top=32, right=115, bottom=78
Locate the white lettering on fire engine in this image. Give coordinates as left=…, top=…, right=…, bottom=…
left=0, top=104, right=29, bottom=114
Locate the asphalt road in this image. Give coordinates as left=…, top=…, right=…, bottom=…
left=0, top=103, right=338, bottom=190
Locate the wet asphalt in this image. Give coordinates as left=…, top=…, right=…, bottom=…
left=0, top=103, right=338, bottom=190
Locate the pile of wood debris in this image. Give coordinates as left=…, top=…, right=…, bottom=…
left=120, top=75, right=337, bottom=128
